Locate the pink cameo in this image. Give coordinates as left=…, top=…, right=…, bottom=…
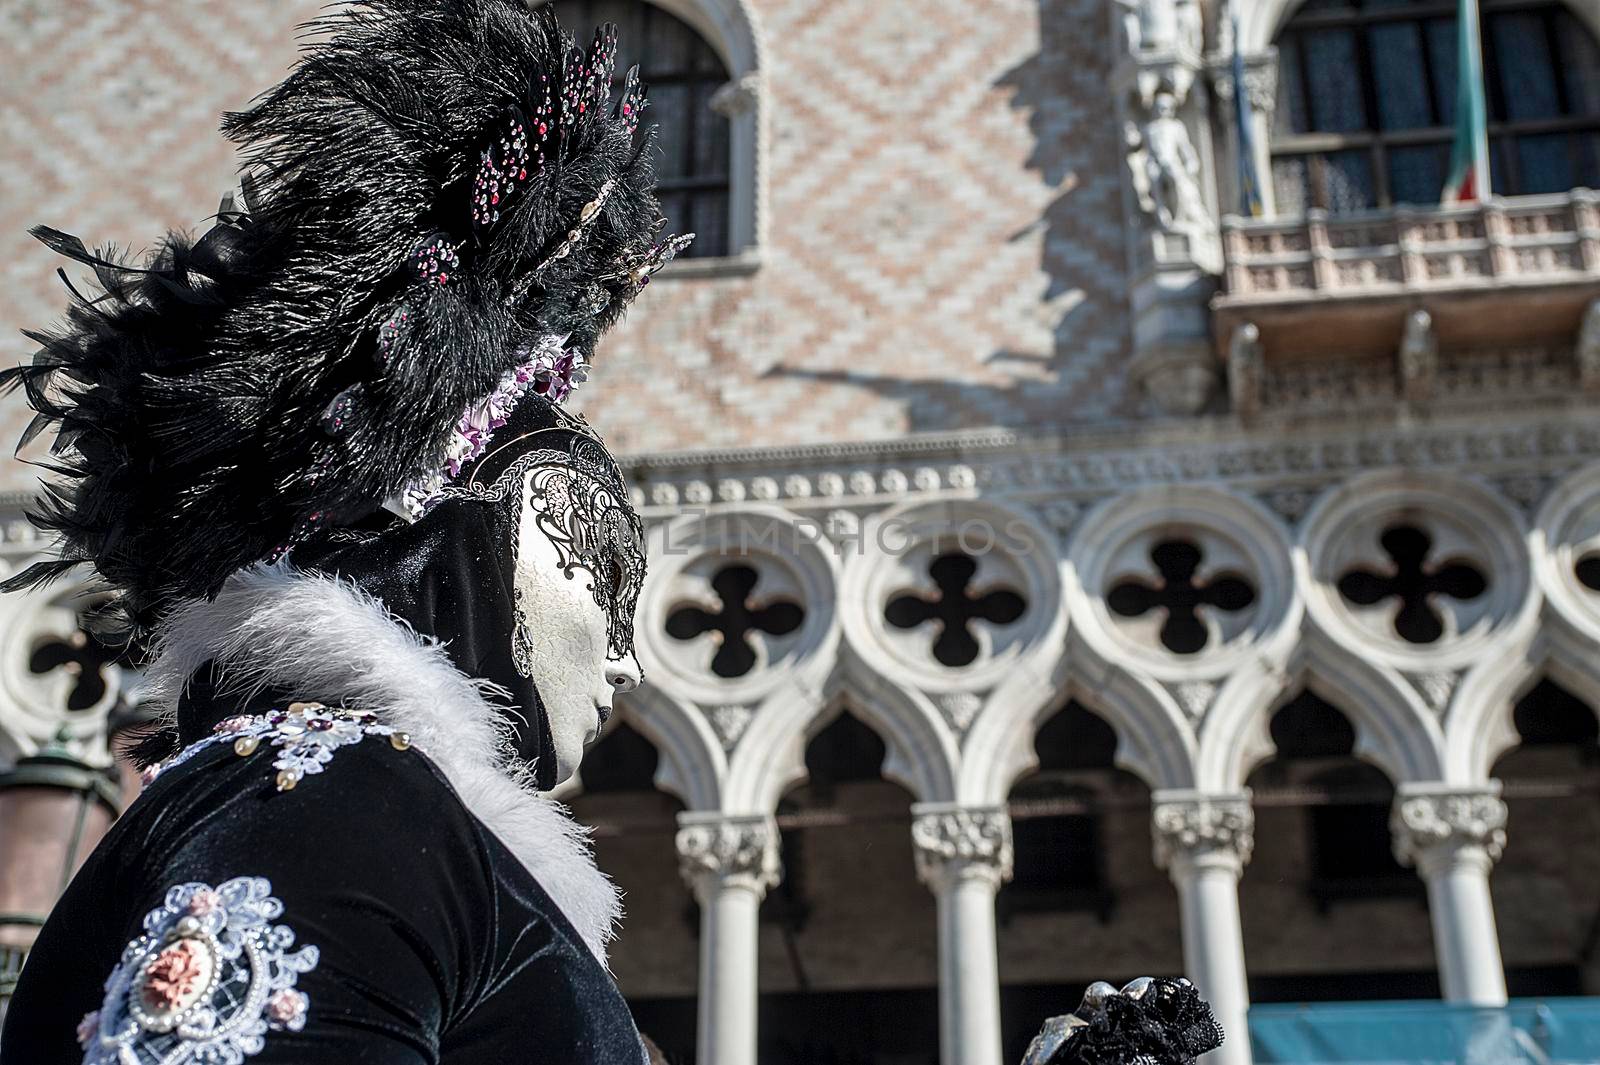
left=140, top=940, right=208, bottom=1013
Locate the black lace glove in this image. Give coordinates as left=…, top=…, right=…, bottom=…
left=1021, top=977, right=1224, bottom=1065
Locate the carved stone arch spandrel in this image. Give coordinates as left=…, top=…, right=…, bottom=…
left=1439, top=457, right=1600, bottom=769
left=966, top=639, right=1201, bottom=808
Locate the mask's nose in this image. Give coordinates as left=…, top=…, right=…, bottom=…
left=605, top=653, right=641, bottom=694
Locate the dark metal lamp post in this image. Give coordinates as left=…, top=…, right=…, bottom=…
left=0, top=735, right=121, bottom=1015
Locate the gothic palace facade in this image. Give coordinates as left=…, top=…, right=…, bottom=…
left=1, top=0, right=1599, bottom=1063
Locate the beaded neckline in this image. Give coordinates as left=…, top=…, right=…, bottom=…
left=145, top=702, right=416, bottom=793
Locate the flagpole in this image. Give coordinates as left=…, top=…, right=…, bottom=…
left=1229, top=0, right=1264, bottom=216
left=1464, top=0, right=1491, bottom=198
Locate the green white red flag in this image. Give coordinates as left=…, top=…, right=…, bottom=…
left=1442, top=0, right=1490, bottom=203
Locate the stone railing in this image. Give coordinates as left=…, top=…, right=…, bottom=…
left=1211, top=192, right=1600, bottom=388
left=1218, top=191, right=1600, bottom=302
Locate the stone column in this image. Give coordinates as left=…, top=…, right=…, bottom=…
left=911, top=804, right=1013, bottom=1065
left=676, top=813, right=782, bottom=1065
left=1152, top=790, right=1254, bottom=1065
left=1391, top=784, right=1509, bottom=1006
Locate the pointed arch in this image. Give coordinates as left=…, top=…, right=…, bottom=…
left=1204, top=627, right=1446, bottom=790
left=1446, top=622, right=1600, bottom=780
left=619, top=682, right=725, bottom=811
left=724, top=651, right=958, bottom=813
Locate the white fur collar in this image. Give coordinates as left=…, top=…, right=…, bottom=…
left=143, top=564, right=621, bottom=964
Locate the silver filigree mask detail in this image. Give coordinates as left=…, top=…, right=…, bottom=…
left=442, top=425, right=646, bottom=667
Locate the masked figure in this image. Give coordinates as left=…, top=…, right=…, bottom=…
left=1, top=4, right=688, bottom=1061
left=0, top=3, right=1223, bottom=1063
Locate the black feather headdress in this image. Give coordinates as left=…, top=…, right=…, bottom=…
left=3, top=0, right=689, bottom=632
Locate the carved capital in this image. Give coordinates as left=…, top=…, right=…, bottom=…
left=1152, top=791, right=1254, bottom=870
left=709, top=72, right=760, bottom=118
left=675, top=814, right=782, bottom=896
left=910, top=804, right=1013, bottom=890
left=1391, top=785, right=1507, bottom=869
left=1209, top=49, right=1279, bottom=115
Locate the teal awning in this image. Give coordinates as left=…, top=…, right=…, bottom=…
left=1250, top=998, right=1600, bottom=1064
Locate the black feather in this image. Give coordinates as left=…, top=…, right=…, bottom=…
left=7, top=0, right=676, bottom=633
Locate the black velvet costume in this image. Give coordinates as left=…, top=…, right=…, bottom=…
left=3, top=397, right=651, bottom=1064
left=4, top=698, right=647, bottom=1065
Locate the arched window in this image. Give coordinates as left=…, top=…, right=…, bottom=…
left=1270, top=0, right=1600, bottom=212
left=567, top=0, right=733, bottom=256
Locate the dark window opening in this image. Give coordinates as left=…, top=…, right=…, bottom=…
left=1256, top=691, right=1420, bottom=908
left=1576, top=552, right=1600, bottom=592
left=666, top=563, right=803, bottom=678
left=1001, top=703, right=1127, bottom=921
left=1271, top=0, right=1600, bottom=212
left=578, top=721, right=660, bottom=792
left=1513, top=677, right=1600, bottom=748
left=566, top=0, right=733, bottom=256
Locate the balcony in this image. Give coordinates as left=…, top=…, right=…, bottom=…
left=1212, top=192, right=1600, bottom=362
left=1249, top=998, right=1600, bottom=1064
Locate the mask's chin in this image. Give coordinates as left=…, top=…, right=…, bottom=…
left=547, top=710, right=596, bottom=785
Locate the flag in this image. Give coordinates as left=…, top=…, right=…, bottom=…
left=1231, top=10, right=1264, bottom=217
left=1442, top=0, right=1490, bottom=202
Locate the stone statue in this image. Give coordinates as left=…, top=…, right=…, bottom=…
left=1128, top=92, right=1209, bottom=231
left=1120, top=0, right=1204, bottom=55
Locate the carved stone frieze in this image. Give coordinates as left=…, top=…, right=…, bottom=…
left=624, top=412, right=1600, bottom=519
left=675, top=815, right=782, bottom=895
left=910, top=805, right=1014, bottom=890
left=1151, top=792, right=1254, bottom=869
left=1391, top=787, right=1508, bottom=868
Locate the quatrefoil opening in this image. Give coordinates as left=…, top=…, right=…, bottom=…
left=1335, top=525, right=1488, bottom=645
left=1106, top=539, right=1256, bottom=655
left=666, top=564, right=804, bottom=678
left=885, top=553, right=1026, bottom=668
